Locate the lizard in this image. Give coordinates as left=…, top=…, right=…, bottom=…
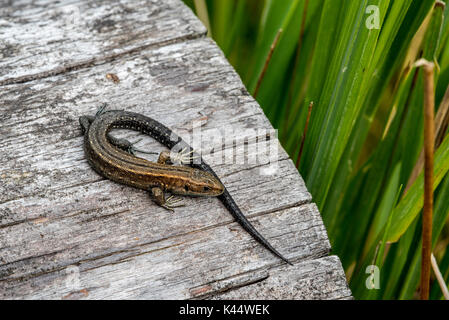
left=79, top=108, right=292, bottom=265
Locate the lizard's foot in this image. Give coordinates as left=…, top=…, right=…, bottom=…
left=95, top=103, right=108, bottom=116
left=95, top=103, right=124, bottom=116
left=162, top=195, right=184, bottom=212
left=171, top=147, right=199, bottom=165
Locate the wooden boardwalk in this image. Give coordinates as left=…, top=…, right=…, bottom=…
left=0, top=0, right=351, bottom=299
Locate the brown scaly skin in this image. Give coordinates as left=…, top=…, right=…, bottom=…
left=79, top=109, right=292, bottom=265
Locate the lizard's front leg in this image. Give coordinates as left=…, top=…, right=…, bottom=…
left=150, top=187, right=183, bottom=212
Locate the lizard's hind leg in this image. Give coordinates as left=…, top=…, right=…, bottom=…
left=107, top=135, right=158, bottom=156
left=79, top=115, right=95, bottom=134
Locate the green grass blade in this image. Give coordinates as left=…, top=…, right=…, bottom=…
left=363, top=163, right=402, bottom=258
left=387, top=133, right=449, bottom=242
left=362, top=163, right=403, bottom=300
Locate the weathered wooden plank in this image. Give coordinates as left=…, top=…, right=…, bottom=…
left=209, top=256, right=352, bottom=300
left=0, top=0, right=206, bottom=85
left=1, top=204, right=331, bottom=299
left=0, top=37, right=338, bottom=299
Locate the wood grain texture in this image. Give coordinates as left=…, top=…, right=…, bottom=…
left=0, top=0, right=206, bottom=85
left=0, top=0, right=351, bottom=299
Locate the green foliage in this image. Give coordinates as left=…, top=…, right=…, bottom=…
left=186, top=0, right=449, bottom=299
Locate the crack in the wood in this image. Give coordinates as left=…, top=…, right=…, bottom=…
left=77, top=208, right=130, bottom=224
left=47, top=177, right=105, bottom=192
left=80, top=239, right=194, bottom=274
left=0, top=32, right=207, bottom=87
left=189, top=252, right=337, bottom=299
left=191, top=274, right=270, bottom=300
left=0, top=246, right=78, bottom=282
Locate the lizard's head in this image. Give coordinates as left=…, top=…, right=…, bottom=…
left=174, top=169, right=224, bottom=197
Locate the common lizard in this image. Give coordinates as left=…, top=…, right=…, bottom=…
left=79, top=109, right=292, bottom=265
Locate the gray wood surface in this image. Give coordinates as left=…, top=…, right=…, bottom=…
left=0, top=0, right=351, bottom=299
left=0, top=0, right=206, bottom=85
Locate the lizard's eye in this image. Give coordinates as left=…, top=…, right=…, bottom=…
left=203, top=186, right=210, bottom=191
left=184, top=185, right=189, bottom=192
